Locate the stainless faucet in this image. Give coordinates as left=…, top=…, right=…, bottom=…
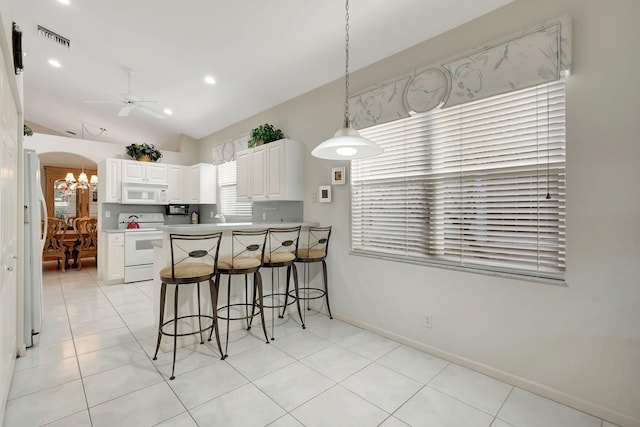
left=214, top=213, right=226, bottom=223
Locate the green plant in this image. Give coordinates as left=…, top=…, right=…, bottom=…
left=23, top=124, right=33, bottom=137
left=248, top=123, right=284, bottom=148
left=125, top=143, right=163, bottom=161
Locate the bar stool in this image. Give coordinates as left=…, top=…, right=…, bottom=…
left=214, top=229, right=269, bottom=359
left=253, top=226, right=304, bottom=339
left=284, top=226, right=333, bottom=322
left=152, top=232, right=223, bottom=380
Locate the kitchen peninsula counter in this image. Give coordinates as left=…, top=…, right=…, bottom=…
left=158, top=221, right=318, bottom=233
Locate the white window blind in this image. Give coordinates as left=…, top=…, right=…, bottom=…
left=218, top=161, right=252, bottom=219
left=352, top=79, right=566, bottom=280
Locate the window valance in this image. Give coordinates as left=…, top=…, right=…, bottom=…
left=349, top=16, right=571, bottom=130
left=212, top=134, right=249, bottom=165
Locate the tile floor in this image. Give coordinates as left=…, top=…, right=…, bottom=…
left=4, top=265, right=619, bottom=427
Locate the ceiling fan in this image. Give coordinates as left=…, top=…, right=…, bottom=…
left=84, top=68, right=165, bottom=119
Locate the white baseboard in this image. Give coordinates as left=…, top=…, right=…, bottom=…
left=334, top=314, right=640, bottom=427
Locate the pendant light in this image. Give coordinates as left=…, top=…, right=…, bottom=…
left=312, top=0, right=383, bottom=160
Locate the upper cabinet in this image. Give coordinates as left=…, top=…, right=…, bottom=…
left=98, top=158, right=121, bottom=203
left=187, top=163, right=217, bottom=204
left=121, top=160, right=168, bottom=185
left=236, top=139, right=304, bottom=201
left=167, top=164, right=187, bottom=203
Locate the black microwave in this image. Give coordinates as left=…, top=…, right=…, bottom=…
left=165, top=204, right=189, bottom=215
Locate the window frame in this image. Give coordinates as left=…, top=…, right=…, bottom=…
left=350, top=79, right=566, bottom=285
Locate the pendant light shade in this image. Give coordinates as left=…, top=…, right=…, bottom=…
left=312, top=0, right=383, bottom=161
left=312, top=127, right=383, bottom=160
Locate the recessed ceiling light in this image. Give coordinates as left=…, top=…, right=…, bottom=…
left=204, top=75, right=216, bottom=85
left=163, top=108, right=173, bottom=115
left=48, top=58, right=61, bottom=68
left=57, top=0, right=70, bottom=4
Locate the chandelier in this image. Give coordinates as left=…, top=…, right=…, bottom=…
left=57, top=168, right=97, bottom=199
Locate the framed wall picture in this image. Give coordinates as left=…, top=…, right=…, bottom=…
left=319, top=185, right=332, bottom=203
left=332, top=167, right=346, bottom=185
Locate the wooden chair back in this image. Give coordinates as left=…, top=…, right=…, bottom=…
left=74, top=217, right=98, bottom=270
left=43, top=217, right=68, bottom=271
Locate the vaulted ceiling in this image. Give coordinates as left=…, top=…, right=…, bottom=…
left=15, top=0, right=513, bottom=151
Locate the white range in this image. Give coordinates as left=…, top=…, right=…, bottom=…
left=117, top=213, right=164, bottom=283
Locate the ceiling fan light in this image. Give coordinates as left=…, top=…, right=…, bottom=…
left=312, top=127, right=383, bottom=160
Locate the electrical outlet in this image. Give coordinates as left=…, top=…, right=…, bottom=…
left=210, top=211, right=214, bottom=218
left=312, top=192, right=318, bottom=203
left=424, top=314, right=432, bottom=328
left=105, top=210, right=111, bottom=218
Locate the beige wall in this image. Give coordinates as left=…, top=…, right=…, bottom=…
left=198, top=1, right=640, bottom=425
left=25, top=133, right=201, bottom=166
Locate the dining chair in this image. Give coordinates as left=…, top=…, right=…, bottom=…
left=74, top=217, right=98, bottom=270
left=43, top=218, right=68, bottom=271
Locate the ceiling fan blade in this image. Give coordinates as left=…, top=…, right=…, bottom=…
left=84, top=100, right=122, bottom=104
left=118, top=105, right=135, bottom=117
left=135, top=104, right=165, bottom=119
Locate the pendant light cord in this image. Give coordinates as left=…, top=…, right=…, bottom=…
left=343, top=0, right=351, bottom=128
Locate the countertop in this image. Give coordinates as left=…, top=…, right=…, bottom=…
left=101, top=228, right=163, bottom=234
left=158, top=222, right=319, bottom=233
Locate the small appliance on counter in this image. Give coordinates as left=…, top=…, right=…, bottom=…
left=117, top=213, right=164, bottom=283
left=165, top=204, right=189, bottom=216
left=191, top=211, right=199, bottom=224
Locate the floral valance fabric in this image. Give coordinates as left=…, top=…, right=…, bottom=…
left=211, top=133, right=249, bottom=165
left=349, top=16, right=571, bottom=130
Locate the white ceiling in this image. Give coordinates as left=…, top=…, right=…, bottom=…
left=15, top=0, right=513, bottom=151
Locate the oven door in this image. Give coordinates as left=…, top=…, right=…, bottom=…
left=123, top=230, right=162, bottom=283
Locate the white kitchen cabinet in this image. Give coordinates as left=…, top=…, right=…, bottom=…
left=236, top=149, right=251, bottom=200
left=104, top=233, right=125, bottom=283
left=167, top=165, right=187, bottom=203
left=97, top=158, right=121, bottom=203
left=187, top=163, right=217, bottom=204
left=236, top=139, right=304, bottom=201
left=121, top=160, right=168, bottom=185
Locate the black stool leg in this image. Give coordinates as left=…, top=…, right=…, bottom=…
left=152, top=282, right=167, bottom=360
left=170, top=284, right=179, bottom=380
left=322, top=260, right=333, bottom=319
left=224, top=274, right=232, bottom=358
left=291, top=263, right=305, bottom=329
left=208, top=276, right=225, bottom=359
left=196, top=282, right=204, bottom=344
left=255, top=272, right=270, bottom=344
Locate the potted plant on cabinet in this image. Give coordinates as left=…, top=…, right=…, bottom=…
left=248, top=123, right=285, bottom=148
left=125, top=143, right=163, bottom=162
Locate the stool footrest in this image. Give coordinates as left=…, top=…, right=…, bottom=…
left=290, top=287, right=327, bottom=301
left=217, top=303, right=262, bottom=321
left=261, top=292, right=298, bottom=309
left=159, top=314, right=215, bottom=338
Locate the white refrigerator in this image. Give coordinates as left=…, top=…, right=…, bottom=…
left=23, top=149, right=46, bottom=348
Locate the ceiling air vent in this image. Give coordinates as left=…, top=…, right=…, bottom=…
left=37, top=25, right=70, bottom=48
